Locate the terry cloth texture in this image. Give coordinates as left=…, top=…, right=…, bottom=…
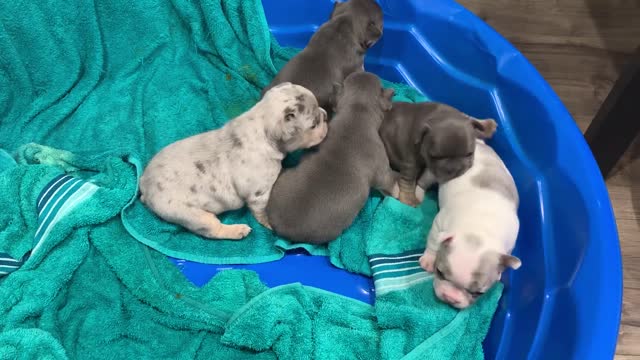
left=0, top=145, right=502, bottom=360
left=0, top=0, right=503, bottom=358
left=0, top=0, right=426, bottom=272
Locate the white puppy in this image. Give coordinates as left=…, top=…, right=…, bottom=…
left=419, top=139, right=521, bottom=309
left=139, top=83, right=328, bottom=240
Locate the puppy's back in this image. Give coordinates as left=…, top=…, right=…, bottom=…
left=267, top=148, right=369, bottom=243
left=262, top=18, right=360, bottom=109
left=440, top=141, right=518, bottom=210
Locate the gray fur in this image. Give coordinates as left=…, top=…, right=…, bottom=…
left=261, top=0, right=383, bottom=110
left=266, top=72, right=396, bottom=244
left=194, top=161, right=206, bottom=174
left=465, top=234, right=483, bottom=248
left=379, top=101, right=497, bottom=205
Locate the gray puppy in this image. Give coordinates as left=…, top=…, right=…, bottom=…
left=139, top=83, right=328, bottom=240
left=379, top=102, right=497, bottom=207
left=261, top=0, right=383, bottom=110
left=266, top=72, right=397, bottom=244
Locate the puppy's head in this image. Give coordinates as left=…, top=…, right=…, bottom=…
left=415, top=114, right=497, bottom=183
left=263, top=83, right=328, bottom=153
left=330, top=0, right=383, bottom=50
left=431, top=232, right=521, bottom=309
left=333, top=72, right=394, bottom=123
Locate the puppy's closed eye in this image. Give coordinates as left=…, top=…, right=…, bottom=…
left=430, top=152, right=473, bottom=160
left=468, top=290, right=484, bottom=299
left=285, top=113, right=295, bottom=122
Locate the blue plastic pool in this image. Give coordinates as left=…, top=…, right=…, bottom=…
left=174, top=0, right=623, bottom=358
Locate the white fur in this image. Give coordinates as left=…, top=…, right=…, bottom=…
left=139, top=83, right=328, bottom=240
left=419, top=140, right=520, bottom=308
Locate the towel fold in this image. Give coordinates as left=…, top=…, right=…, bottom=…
left=0, top=146, right=501, bottom=359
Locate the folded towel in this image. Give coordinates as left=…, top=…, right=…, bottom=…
left=0, top=144, right=501, bottom=360
left=366, top=197, right=503, bottom=359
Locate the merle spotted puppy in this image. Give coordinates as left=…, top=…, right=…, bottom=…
left=139, top=83, right=328, bottom=240
left=261, top=0, right=384, bottom=110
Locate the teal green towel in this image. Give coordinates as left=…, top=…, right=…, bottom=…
left=0, top=0, right=427, bottom=271
left=0, top=0, right=501, bottom=358
left=366, top=197, right=503, bottom=359
left=0, top=145, right=501, bottom=360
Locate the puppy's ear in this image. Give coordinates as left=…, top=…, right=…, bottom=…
left=272, top=82, right=293, bottom=90
left=435, top=232, right=454, bottom=247
left=498, top=253, right=521, bottom=270
left=471, top=118, right=498, bottom=139
left=412, top=119, right=431, bottom=147
left=380, top=88, right=395, bottom=111
left=330, top=1, right=346, bottom=19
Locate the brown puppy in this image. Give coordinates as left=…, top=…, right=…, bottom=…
left=379, top=102, right=497, bottom=206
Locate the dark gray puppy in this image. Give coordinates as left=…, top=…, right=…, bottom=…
left=266, top=72, right=397, bottom=244
left=261, top=0, right=383, bottom=110
left=379, top=102, right=497, bottom=207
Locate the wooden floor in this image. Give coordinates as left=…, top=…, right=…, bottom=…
left=454, top=0, right=640, bottom=358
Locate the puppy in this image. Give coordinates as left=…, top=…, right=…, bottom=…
left=379, top=102, right=497, bottom=207
left=266, top=72, right=397, bottom=244
left=419, top=140, right=521, bottom=309
left=261, top=0, right=383, bottom=110
left=139, top=83, right=328, bottom=240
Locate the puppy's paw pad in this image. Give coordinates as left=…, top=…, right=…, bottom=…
left=400, top=197, right=420, bottom=207
left=419, top=253, right=436, bottom=273
left=224, top=224, right=252, bottom=240
left=415, top=186, right=425, bottom=202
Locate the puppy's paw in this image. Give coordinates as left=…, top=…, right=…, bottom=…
left=391, top=182, right=400, bottom=199
left=399, top=190, right=420, bottom=207
left=219, top=224, right=252, bottom=240
left=415, top=186, right=425, bottom=202
left=419, top=252, right=436, bottom=273
left=257, top=218, right=273, bottom=230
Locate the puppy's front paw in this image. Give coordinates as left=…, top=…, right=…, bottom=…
left=257, top=217, right=273, bottom=230
left=419, top=252, right=436, bottom=273
left=219, top=224, right=252, bottom=240
left=399, top=190, right=420, bottom=207
left=391, top=182, right=400, bottom=199
left=415, top=186, right=425, bottom=202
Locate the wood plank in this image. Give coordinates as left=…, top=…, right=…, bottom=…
left=618, top=325, right=640, bottom=356
left=503, top=43, right=628, bottom=132
left=622, top=288, right=640, bottom=327
left=456, top=0, right=640, bottom=53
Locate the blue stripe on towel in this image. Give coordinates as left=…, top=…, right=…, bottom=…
left=0, top=174, right=100, bottom=278
left=369, top=250, right=432, bottom=295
